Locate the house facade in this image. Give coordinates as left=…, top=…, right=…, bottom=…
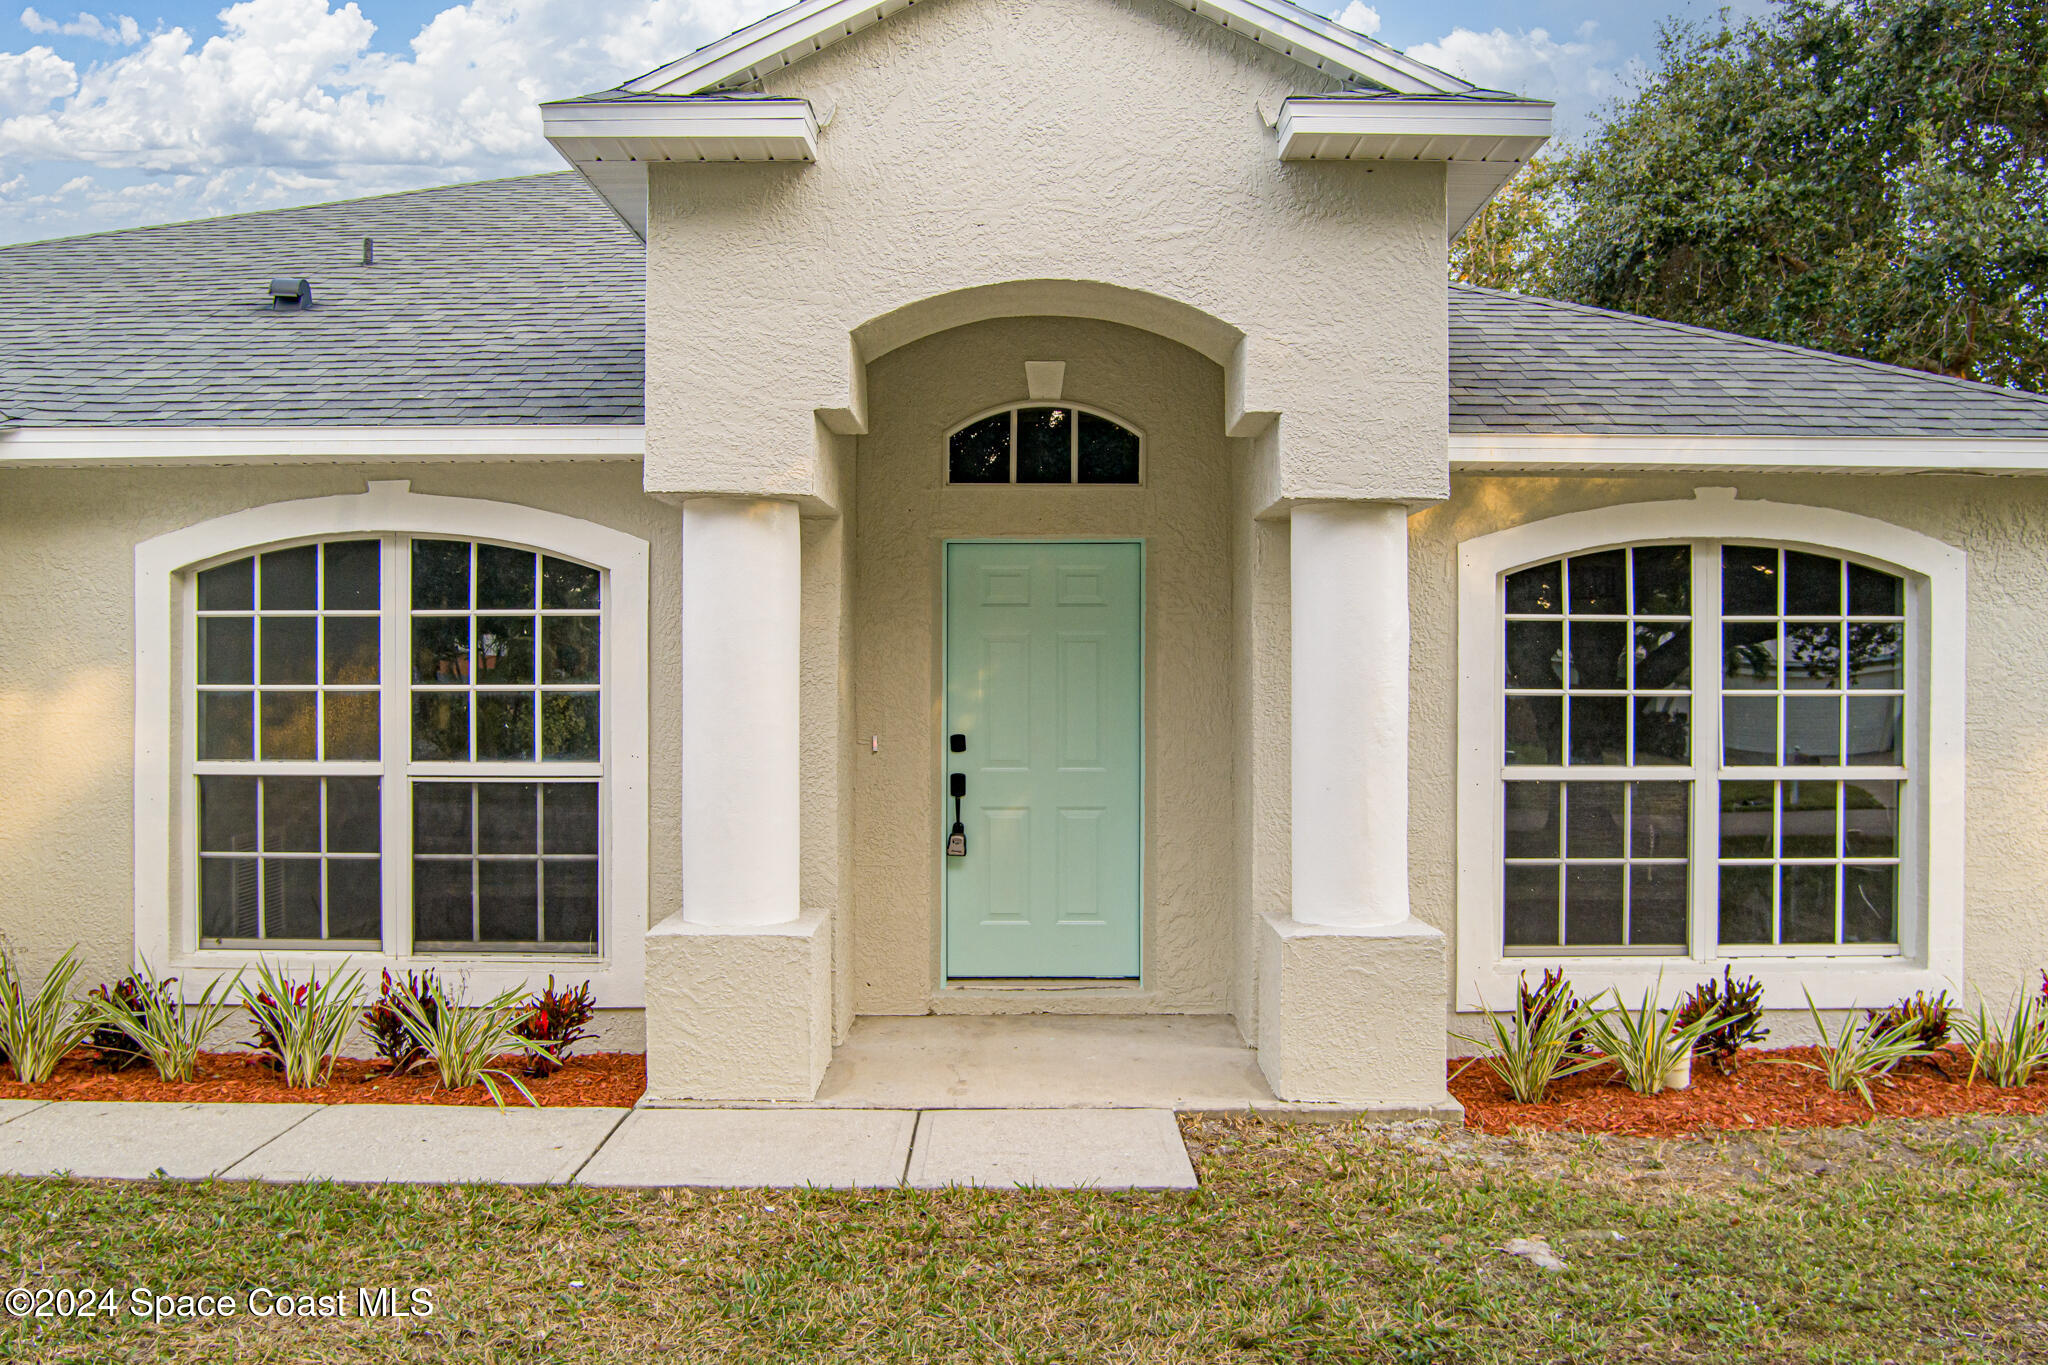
left=3, top=0, right=2046, bottom=1107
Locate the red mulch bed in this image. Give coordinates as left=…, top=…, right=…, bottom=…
left=0, top=1051, right=645, bottom=1108
left=1451, top=1044, right=2048, bottom=1137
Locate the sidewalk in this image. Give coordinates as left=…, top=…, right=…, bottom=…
left=0, top=1099, right=1197, bottom=1190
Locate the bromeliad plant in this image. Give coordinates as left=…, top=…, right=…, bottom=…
left=360, top=970, right=440, bottom=1075
left=383, top=979, right=550, bottom=1110
left=1772, top=990, right=1930, bottom=1109
left=84, top=962, right=240, bottom=1084
left=1954, top=991, right=2048, bottom=1089
left=87, top=973, right=164, bottom=1071
left=1866, top=990, right=1953, bottom=1053
left=514, top=977, right=596, bottom=1078
left=1454, top=973, right=1606, bottom=1104
left=1673, top=969, right=1769, bottom=1074
left=0, top=946, right=96, bottom=1084
left=239, top=961, right=364, bottom=1088
left=1579, top=977, right=1723, bottom=1096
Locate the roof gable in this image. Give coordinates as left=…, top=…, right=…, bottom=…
left=616, top=0, right=1475, bottom=98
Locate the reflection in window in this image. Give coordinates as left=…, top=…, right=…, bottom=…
left=946, top=406, right=1142, bottom=484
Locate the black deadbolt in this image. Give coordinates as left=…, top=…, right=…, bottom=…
left=950, top=772, right=966, bottom=798
left=950, top=733, right=966, bottom=752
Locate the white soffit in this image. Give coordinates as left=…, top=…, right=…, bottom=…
left=541, top=97, right=819, bottom=236
left=0, top=425, right=648, bottom=467
left=1277, top=95, right=1553, bottom=233
left=625, top=0, right=1476, bottom=97
left=1449, top=433, right=2048, bottom=475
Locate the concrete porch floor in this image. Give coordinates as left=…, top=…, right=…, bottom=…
left=811, top=1014, right=1276, bottom=1110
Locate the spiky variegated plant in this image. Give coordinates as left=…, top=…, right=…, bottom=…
left=384, top=979, right=550, bottom=1110
left=1453, top=974, right=1607, bottom=1104
left=0, top=946, right=95, bottom=1083
left=1578, top=976, right=1723, bottom=1096
left=84, top=960, right=240, bottom=1083
left=1954, top=991, right=2048, bottom=1089
left=238, top=960, right=364, bottom=1088
left=1771, top=990, right=1931, bottom=1109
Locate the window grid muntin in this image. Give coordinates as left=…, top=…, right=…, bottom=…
left=943, top=404, right=1144, bottom=485
left=1499, top=539, right=1913, bottom=960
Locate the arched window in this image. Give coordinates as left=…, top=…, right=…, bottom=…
left=946, top=405, right=1143, bottom=485
left=1455, top=492, right=1964, bottom=1010
left=136, top=483, right=649, bottom=1003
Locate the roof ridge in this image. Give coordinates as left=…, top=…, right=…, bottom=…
left=1450, top=283, right=2048, bottom=409
left=0, top=172, right=581, bottom=253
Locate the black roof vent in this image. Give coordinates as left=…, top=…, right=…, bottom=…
left=268, top=277, right=312, bottom=310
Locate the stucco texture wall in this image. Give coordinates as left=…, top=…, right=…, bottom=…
left=851, top=316, right=1239, bottom=1014
left=1413, top=474, right=2048, bottom=1038
left=642, top=0, right=1450, bottom=509
left=0, top=462, right=678, bottom=1047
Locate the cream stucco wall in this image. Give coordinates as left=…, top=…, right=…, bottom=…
left=0, top=462, right=677, bottom=1048
left=850, top=316, right=1241, bottom=1014
left=1415, top=474, right=2048, bottom=1041
left=642, top=0, right=1451, bottom=512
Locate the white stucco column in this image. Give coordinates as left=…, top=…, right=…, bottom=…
left=681, top=497, right=802, bottom=926
left=1290, top=501, right=1410, bottom=928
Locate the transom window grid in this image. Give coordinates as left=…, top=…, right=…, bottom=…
left=945, top=404, right=1144, bottom=485
left=1495, top=541, right=1912, bottom=961
left=186, top=534, right=606, bottom=958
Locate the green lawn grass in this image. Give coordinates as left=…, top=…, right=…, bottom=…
left=2, top=1115, right=2044, bottom=1363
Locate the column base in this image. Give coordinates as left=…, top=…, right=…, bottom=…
left=1255, top=912, right=1455, bottom=1108
left=644, top=910, right=832, bottom=1101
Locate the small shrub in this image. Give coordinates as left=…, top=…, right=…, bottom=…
left=0, top=946, right=96, bottom=1084
left=1771, top=990, right=1930, bottom=1108
left=514, top=977, right=596, bottom=1077
left=1453, top=973, right=1606, bottom=1104
left=1955, top=991, right=2048, bottom=1089
left=87, top=974, right=166, bottom=1071
left=1673, top=968, right=1769, bottom=1073
left=238, top=961, right=363, bottom=1088
left=1865, top=990, right=1952, bottom=1053
left=383, top=979, right=548, bottom=1110
left=1580, top=977, right=1723, bottom=1096
left=360, top=970, right=439, bottom=1074
left=1519, top=969, right=1595, bottom=1060
left=84, top=961, right=239, bottom=1084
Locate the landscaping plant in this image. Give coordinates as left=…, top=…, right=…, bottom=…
left=0, top=946, right=96, bottom=1084
left=360, top=969, right=440, bottom=1074
left=1673, top=968, right=1769, bottom=1073
left=1453, top=974, right=1606, bottom=1104
left=1772, top=990, right=1930, bottom=1109
left=383, top=978, right=549, bottom=1109
left=1954, top=990, right=2048, bottom=1089
left=1579, top=977, right=1723, bottom=1095
left=1866, top=990, right=1953, bottom=1053
left=238, top=960, right=364, bottom=1088
left=84, top=961, right=239, bottom=1084
left=85, top=973, right=162, bottom=1071
left=1519, top=968, right=1595, bottom=1059
left=514, top=976, right=596, bottom=1077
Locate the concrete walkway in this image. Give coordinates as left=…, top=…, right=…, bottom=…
left=0, top=1099, right=1197, bottom=1190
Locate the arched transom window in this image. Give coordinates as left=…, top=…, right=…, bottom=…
left=946, top=405, right=1142, bottom=485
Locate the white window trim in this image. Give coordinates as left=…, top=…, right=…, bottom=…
left=134, top=480, right=650, bottom=1006
left=943, top=402, right=1146, bottom=486
left=1455, top=488, right=1966, bottom=1011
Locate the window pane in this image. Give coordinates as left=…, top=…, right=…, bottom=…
left=323, top=617, right=379, bottom=685
left=1504, top=695, right=1561, bottom=766
left=413, top=860, right=474, bottom=942
left=1785, top=552, right=1840, bottom=616
left=478, top=782, right=539, bottom=853
left=198, top=556, right=254, bottom=611
left=1780, top=865, right=1838, bottom=943
left=198, top=692, right=254, bottom=761
left=1718, top=780, right=1775, bottom=857
left=1783, top=624, right=1841, bottom=688
left=198, top=776, right=258, bottom=852
left=1016, top=407, right=1071, bottom=483
left=260, top=546, right=317, bottom=611
left=477, top=694, right=535, bottom=760
left=322, top=540, right=380, bottom=611
left=542, top=557, right=601, bottom=609
left=412, top=693, right=469, bottom=761
left=1848, top=562, right=1902, bottom=617
left=1632, top=623, right=1690, bottom=691
left=1718, top=866, right=1775, bottom=943
left=542, top=616, right=601, bottom=684
left=1722, top=622, right=1778, bottom=688
left=1723, top=546, right=1778, bottom=616
left=543, top=693, right=601, bottom=762
left=327, top=777, right=380, bottom=853
left=1784, top=696, right=1842, bottom=764
left=201, top=858, right=259, bottom=938
left=200, top=618, right=254, bottom=685
left=263, top=777, right=321, bottom=852
left=1629, top=864, right=1688, bottom=946
left=479, top=861, right=540, bottom=942
left=325, top=860, right=382, bottom=941
left=413, top=617, right=470, bottom=684
left=1564, top=782, right=1625, bottom=858
left=1843, top=865, right=1896, bottom=943
left=1566, top=620, right=1627, bottom=690
left=1568, top=695, right=1626, bottom=765
left=1564, top=865, right=1625, bottom=945
left=259, top=617, right=317, bottom=685
left=1848, top=623, right=1902, bottom=689
left=1077, top=412, right=1140, bottom=483
left=1778, top=781, right=1838, bottom=857
left=477, top=545, right=537, bottom=611
left=1723, top=696, right=1777, bottom=765
left=414, top=781, right=473, bottom=855
left=1504, top=621, right=1561, bottom=689
left=476, top=617, right=535, bottom=685
left=949, top=414, right=1011, bottom=483
left=544, top=861, right=600, bottom=948
left=1842, top=780, right=1898, bottom=857
left=412, top=540, right=470, bottom=610
left=264, top=859, right=322, bottom=940
left=1632, top=696, right=1690, bottom=765
left=543, top=782, right=600, bottom=855
left=1502, top=782, right=1559, bottom=859
left=1566, top=550, right=1625, bottom=615
left=1631, top=545, right=1689, bottom=615
left=322, top=691, right=378, bottom=761
left=259, top=692, right=317, bottom=761
left=1505, top=561, right=1561, bottom=614
left=1629, top=783, right=1689, bottom=859
left=1504, top=865, right=1560, bottom=947
left=1846, top=697, right=1901, bottom=765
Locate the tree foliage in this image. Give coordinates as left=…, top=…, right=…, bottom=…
left=1454, top=0, right=2048, bottom=391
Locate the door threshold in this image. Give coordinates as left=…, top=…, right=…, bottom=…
left=943, top=978, right=1141, bottom=991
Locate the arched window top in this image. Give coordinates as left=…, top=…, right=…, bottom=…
left=946, top=404, right=1143, bottom=485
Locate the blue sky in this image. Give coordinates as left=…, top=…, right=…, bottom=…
left=0, top=0, right=1752, bottom=243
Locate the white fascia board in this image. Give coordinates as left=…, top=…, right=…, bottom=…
left=0, top=425, right=647, bottom=468
left=1450, top=433, right=2048, bottom=475
left=1277, top=96, right=1552, bottom=235
left=624, top=0, right=1473, bottom=97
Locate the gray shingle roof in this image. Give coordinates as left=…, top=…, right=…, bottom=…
left=4, top=172, right=2043, bottom=439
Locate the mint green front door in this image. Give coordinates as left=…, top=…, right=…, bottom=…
left=944, top=542, right=1143, bottom=979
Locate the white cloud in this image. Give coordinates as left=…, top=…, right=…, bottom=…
left=1407, top=26, right=1621, bottom=103
left=1333, top=3, right=1380, bottom=37
left=0, top=42, right=71, bottom=111
left=20, top=7, right=141, bottom=45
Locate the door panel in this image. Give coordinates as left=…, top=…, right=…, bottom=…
left=944, top=542, right=1142, bottom=978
